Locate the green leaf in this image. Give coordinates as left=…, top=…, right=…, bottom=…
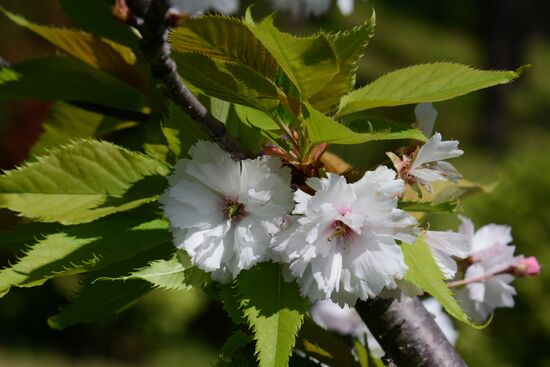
left=0, top=6, right=146, bottom=90
left=220, top=330, right=254, bottom=360
left=97, top=254, right=193, bottom=292
left=234, top=105, right=279, bottom=131
left=173, top=53, right=279, bottom=111
left=238, top=262, right=308, bottom=367
left=0, top=213, right=171, bottom=297
left=402, top=237, right=471, bottom=324
left=337, top=63, right=520, bottom=117
left=304, top=104, right=426, bottom=145
left=246, top=13, right=339, bottom=99
left=59, top=0, right=140, bottom=49
left=171, top=15, right=278, bottom=80
left=161, top=101, right=209, bottom=159
left=220, top=283, right=247, bottom=325
left=398, top=199, right=461, bottom=213
left=310, top=13, right=376, bottom=113
left=31, top=102, right=138, bottom=156
left=0, top=139, right=169, bottom=224
left=0, top=56, right=146, bottom=112
left=48, top=279, right=153, bottom=330
left=226, top=106, right=267, bottom=153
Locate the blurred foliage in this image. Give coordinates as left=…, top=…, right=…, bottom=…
left=0, top=0, right=549, bottom=365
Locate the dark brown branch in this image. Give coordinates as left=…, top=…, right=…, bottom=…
left=356, top=296, right=467, bottom=367
left=128, top=0, right=250, bottom=159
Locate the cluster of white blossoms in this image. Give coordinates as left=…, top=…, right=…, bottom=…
left=161, top=123, right=472, bottom=306
left=171, top=0, right=357, bottom=16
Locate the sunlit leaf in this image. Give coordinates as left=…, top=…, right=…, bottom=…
left=337, top=63, right=520, bottom=117
left=304, top=104, right=426, bottom=145
left=0, top=139, right=169, bottom=224
left=246, top=12, right=338, bottom=99
left=238, top=262, right=308, bottom=367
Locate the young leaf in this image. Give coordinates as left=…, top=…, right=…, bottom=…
left=234, top=105, right=280, bottom=131
left=48, top=279, right=153, bottom=330
left=0, top=6, right=146, bottom=90
left=246, top=13, right=339, bottom=99
left=173, top=53, right=279, bottom=111
left=171, top=15, right=278, bottom=80
left=226, top=106, right=268, bottom=153
left=310, top=13, right=376, bottom=113
left=304, top=104, right=426, bottom=145
left=402, top=237, right=471, bottom=325
left=0, top=214, right=171, bottom=298
left=0, top=56, right=146, bottom=112
left=337, top=63, right=520, bottom=117
left=0, top=139, right=169, bottom=224
left=31, top=102, right=138, bottom=156
left=238, top=262, right=308, bottom=367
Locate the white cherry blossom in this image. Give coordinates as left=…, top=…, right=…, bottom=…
left=455, top=217, right=518, bottom=322
left=414, top=103, right=438, bottom=137
left=272, top=167, right=417, bottom=306
left=160, top=141, right=293, bottom=282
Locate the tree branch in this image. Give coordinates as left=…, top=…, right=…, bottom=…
left=128, top=0, right=250, bottom=159
left=356, top=296, right=467, bottom=367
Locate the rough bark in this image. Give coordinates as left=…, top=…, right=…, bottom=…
left=356, top=296, right=467, bottom=367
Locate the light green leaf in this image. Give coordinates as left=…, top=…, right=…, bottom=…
left=246, top=13, right=339, bottom=99
left=304, top=104, right=426, bottom=145
left=0, top=6, right=146, bottom=90
left=0, top=56, right=146, bottom=112
left=226, top=106, right=267, bottom=153
left=238, top=262, right=308, bottom=367
left=31, top=102, right=138, bottom=156
left=97, top=254, right=193, bottom=292
left=402, top=237, right=471, bottom=324
left=161, top=101, right=209, bottom=159
left=48, top=279, right=153, bottom=330
left=59, top=0, right=140, bottom=49
left=310, top=13, right=376, bottom=113
left=171, top=15, right=278, bottom=80
left=337, top=63, right=520, bottom=117
left=173, top=53, right=279, bottom=111
left=234, top=105, right=279, bottom=131
left=0, top=139, right=169, bottom=224
left=0, top=214, right=171, bottom=297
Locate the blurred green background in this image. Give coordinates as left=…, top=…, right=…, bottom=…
left=0, top=0, right=549, bottom=366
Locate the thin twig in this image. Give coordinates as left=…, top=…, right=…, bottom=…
left=128, top=0, right=250, bottom=159
left=356, top=296, right=467, bottom=367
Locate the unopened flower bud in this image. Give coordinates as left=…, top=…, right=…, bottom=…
left=513, top=256, right=541, bottom=277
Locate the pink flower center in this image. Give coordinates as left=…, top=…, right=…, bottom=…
left=223, top=198, right=246, bottom=222
left=328, top=220, right=358, bottom=244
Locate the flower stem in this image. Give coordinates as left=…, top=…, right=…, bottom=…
left=447, top=266, right=512, bottom=288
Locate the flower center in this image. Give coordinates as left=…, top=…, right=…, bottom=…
left=328, top=220, right=358, bottom=243
left=223, top=198, right=246, bottom=222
